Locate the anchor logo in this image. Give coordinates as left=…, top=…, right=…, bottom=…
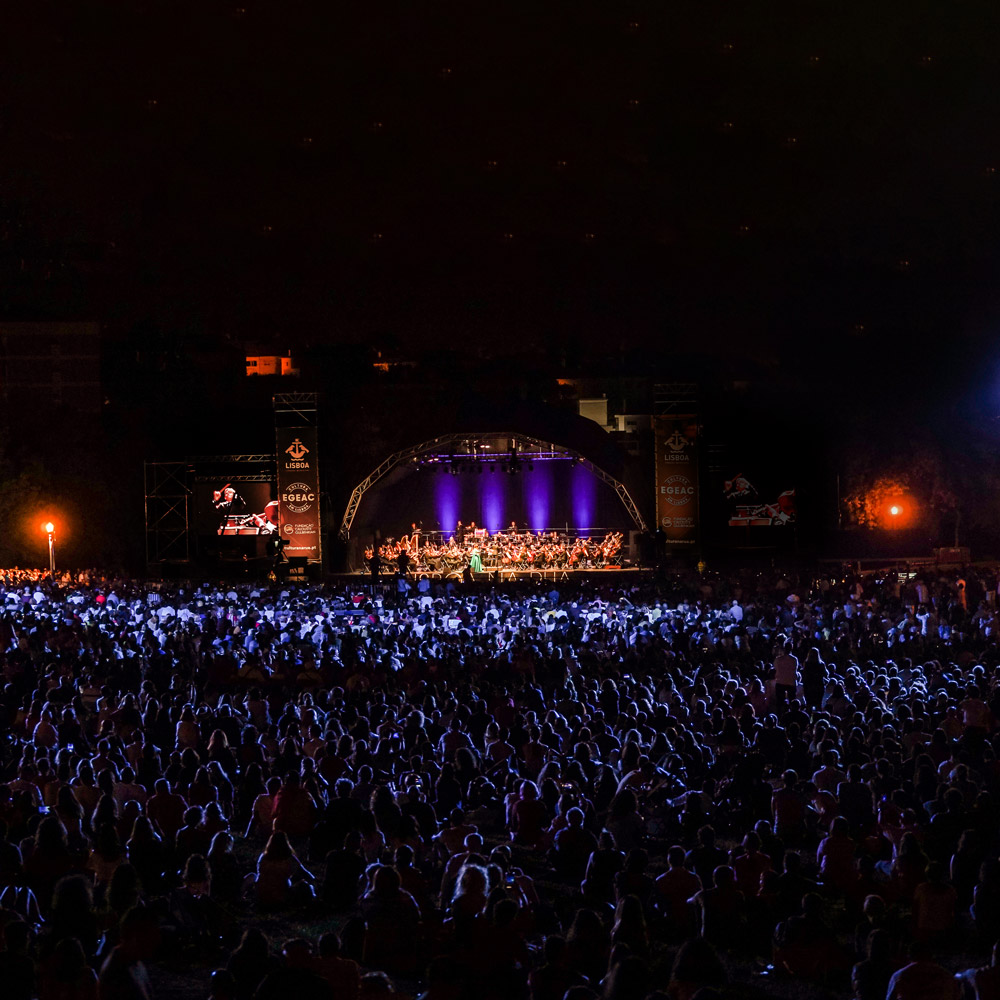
left=285, top=438, right=309, bottom=461
left=665, top=430, right=689, bottom=453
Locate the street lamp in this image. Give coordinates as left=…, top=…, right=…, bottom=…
left=42, top=521, right=55, bottom=576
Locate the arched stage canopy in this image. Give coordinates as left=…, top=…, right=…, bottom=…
left=339, top=432, right=648, bottom=539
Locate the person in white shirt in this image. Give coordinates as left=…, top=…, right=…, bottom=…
left=773, top=642, right=800, bottom=708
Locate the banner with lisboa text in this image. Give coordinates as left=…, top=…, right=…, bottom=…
left=654, top=415, right=699, bottom=547
left=276, top=426, right=322, bottom=562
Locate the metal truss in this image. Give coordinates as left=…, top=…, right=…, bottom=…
left=274, top=391, right=319, bottom=424
left=144, top=461, right=191, bottom=567
left=654, top=382, right=698, bottom=415
left=192, top=473, right=274, bottom=483
left=339, top=431, right=648, bottom=538
left=575, top=457, right=648, bottom=534
left=192, top=455, right=275, bottom=465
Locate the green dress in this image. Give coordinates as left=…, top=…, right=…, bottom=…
left=469, top=549, right=483, bottom=574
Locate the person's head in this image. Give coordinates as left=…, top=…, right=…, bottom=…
left=281, top=938, right=313, bottom=969
left=602, top=956, right=648, bottom=1000
left=318, top=932, right=342, bottom=959
left=209, top=831, right=234, bottom=857
left=542, top=935, right=566, bottom=965
left=712, top=866, right=735, bottom=888
left=263, top=831, right=293, bottom=861
left=2, top=921, right=29, bottom=954
left=613, top=893, right=646, bottom=930
left=453, top=864, right=489, bottom=902
left=35, top=814, right=68, bottom=852
left=372, top=866, right=401, bottom=896
left=925, top=861, right=948, bottom=884
left=52, top=874, right=93, bottom=917
left=237, top=928, right=269, bottom=954
left=359, top=972, right=395, bottom=997
left=209, top=970, right=236, bottom=1000
left=670, top=937, right=726, bottom=989
left=183, top=854, right=211, bottom=887
left=623, top=849, right=647, bottom=874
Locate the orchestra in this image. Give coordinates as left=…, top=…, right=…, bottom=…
left=363, top=525, right=623, bottom=575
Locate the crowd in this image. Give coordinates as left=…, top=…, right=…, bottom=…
left=1, top=564, right=1000, bottom=1000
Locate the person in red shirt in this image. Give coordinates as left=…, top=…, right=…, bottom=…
left=817, top=817, right=857, bottom=896
left=510, top=781, right=547, bottom=847
left=731, top=832, right=772, bottom=898
left=272, top=772, right=317, bottom=838
left=772, top=770, right=806, bottom=845
left=885, top=941, right=959, bottom=999
left=655, top=846, right=702, bottom=939
left=146, top=779, right=187, bottom=844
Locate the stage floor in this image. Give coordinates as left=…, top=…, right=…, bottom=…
left=337, top=566, right=650, bottom=582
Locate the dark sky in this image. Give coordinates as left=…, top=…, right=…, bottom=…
left=3, top=2, right=1000, bottom=390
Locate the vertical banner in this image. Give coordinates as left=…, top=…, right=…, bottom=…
left=276, top=426, right=322, bottom=562
left=654, top=414, right=699, bottom=546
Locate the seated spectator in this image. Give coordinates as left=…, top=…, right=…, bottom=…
left=654, top=845, right=701, bottom=938
left=851, top=929, right=897, bottom=1000
left=323, top=832, right=366, bottom=910
left=528, top=935, right=589, bottom=1000
left=911, top=861, right=958, bottom=946
left=667, top=937, right=726, bottom=1000
left=551, top=807, right=596, bottom=880
left=227, top=929, right=274, bottom=1000
left=313, top=932, right=360, bottom=1000
left=361, top=867, right=420, bottom=975
left=773, top=892, right=843, bottom=980
left=689, top=866, right=745, bottom=950
left=816, top=817, right=857, bottom=896
left=509, top=782, right=547, bottom=848
left=251, top=832, right=315, bottom=910
left=885, top=941, right=959, bottom=999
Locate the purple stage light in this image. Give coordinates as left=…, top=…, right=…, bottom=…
left=526, top=463, right=552, bottom=532
left=481, top=468, right=504, bottom=532
left=437, top=471, right=460, bottom=536
left=571, top=462, right=595, bottom=534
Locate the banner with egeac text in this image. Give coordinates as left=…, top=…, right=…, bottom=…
left=654, top=414, right=699, bottom=546
left=276, top=426, right=321, bottom=562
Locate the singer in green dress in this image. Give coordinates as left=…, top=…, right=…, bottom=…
left=469, top=548, right=483, bottom=574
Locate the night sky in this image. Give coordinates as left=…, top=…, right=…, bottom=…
left=3, top=2, right=1000, bottom=400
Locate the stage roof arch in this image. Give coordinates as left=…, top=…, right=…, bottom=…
left=338, top=431, right=648, bottom=539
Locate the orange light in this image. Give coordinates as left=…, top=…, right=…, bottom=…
left=43, top=522, right=54, bottom=534
left=889, top=505, right=901, bottom=517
